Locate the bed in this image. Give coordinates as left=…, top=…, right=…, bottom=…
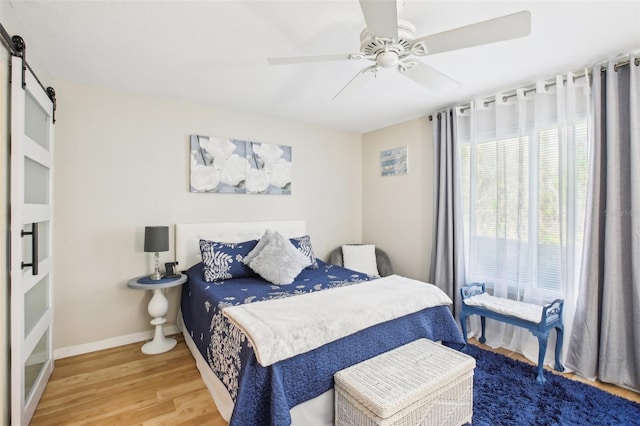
left=175, top=220, right=464, bottom=425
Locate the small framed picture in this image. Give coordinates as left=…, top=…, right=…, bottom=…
left=380, top=146, right=408, bottom=176
left=164, top=262, right=180, bottom=278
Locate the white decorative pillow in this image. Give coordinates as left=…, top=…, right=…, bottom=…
left=243, top=229, right=274, bottom=266
left=249, top=232, right=311, bottom=285
left=342, top=244, right=380, bottom=276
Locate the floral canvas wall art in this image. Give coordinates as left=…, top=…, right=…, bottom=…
left=190, top=136, right=247, bottom=193
left=190, top=135, right=292, bottom=194
left=246, top=142, right=292, bottom=194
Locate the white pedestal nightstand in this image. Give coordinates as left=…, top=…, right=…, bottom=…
left=127, top=274, right=187, bottom=355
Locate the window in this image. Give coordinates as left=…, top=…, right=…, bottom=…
left=458, top=116, right=588, bottom=301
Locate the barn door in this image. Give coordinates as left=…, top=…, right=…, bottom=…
left=10, top=54, right=55, bottom=425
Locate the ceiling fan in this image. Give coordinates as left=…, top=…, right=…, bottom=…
left=267, top=1, right=531, bottom=98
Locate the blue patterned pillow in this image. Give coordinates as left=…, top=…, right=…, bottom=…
left=199, top=239, right=258, bottom=282
left=290, top=235, right=318, bottom=268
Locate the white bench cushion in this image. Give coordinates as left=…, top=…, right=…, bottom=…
left=464, top=293, right=543, bottom=323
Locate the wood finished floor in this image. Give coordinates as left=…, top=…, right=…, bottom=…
left=32, top=335, right=639, bottom=425
left=31, top=334, right=224, bottom=426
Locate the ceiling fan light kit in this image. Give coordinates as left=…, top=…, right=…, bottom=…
left=267, top=0, right=531, bottom=98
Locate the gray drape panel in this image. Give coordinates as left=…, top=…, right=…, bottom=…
left=566, top=59, right=640, bottom=390
left=429, top=110, right=466, bottom=316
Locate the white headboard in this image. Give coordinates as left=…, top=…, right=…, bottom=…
left=175, top=220, right=306, bottom=269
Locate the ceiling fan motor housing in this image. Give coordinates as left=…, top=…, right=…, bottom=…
left=359, top=19, right=417, bottom=60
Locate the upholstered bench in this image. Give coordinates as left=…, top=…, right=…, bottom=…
left=334, top=339, right=475, bottom=426
left=460, top=282, right=565, bottom=384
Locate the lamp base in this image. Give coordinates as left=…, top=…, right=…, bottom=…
left=148, top=271, right=164, bottom=280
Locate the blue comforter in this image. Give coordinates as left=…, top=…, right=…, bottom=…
left=181, top=260, right=464, bottom=426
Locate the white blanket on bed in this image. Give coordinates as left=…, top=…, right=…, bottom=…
left=222, top=275, right=452, bottom=367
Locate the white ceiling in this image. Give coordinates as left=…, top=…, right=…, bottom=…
left=7, top=0, right=640, bottom=133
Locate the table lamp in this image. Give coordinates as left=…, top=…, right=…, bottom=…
left=144, top=226, right=169, bottom=280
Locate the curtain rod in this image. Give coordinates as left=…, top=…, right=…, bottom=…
left=428, top=56, right=639, bottom=121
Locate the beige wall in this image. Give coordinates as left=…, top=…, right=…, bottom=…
left=362, top=118, right=434, bottom=282
left=52, top=80, right=363, bottom=350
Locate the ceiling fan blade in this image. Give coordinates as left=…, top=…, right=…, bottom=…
left=399, top=61, right=459, bottom=90
left=267, top=53, right=354, bottom=66
left=333, top=65, right=377, bottom=99
left=413, top=10, right=531, bottom=56
left=359, top=0, right=399, bottom=40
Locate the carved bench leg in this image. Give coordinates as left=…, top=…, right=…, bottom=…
left=479, top=316, right=486, bottom=344
left=554, top=325, right=565, bottom=372
left=460, top=312, right=469, bottom=343
left=532, top=330, right=549, bottom=384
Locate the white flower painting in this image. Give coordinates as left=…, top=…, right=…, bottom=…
left=190, top=135, right=292, bottom=195
left=246, top=142, right=292, bottom=194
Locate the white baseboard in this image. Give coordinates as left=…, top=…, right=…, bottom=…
left=54, top=325, right=180, bottom=359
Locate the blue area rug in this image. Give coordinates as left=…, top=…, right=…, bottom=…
left=463, top=345, right=640, bottom=425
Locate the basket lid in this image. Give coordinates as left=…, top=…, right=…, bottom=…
left=334, top=339, right=475, bottom=418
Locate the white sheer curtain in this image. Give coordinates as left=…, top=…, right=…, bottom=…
left=455, top=72, right=591, bottom=364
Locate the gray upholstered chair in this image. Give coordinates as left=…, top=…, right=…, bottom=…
left=328, top=245, right=394, bottom=277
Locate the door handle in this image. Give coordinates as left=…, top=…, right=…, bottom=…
left=21, top=222, right=38, bottom=275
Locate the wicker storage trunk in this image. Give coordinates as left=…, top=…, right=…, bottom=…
left=334, top=339, right=475, bottom=426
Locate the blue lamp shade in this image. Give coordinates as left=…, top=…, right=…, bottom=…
left=144, top=226, right=169, bottom=253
